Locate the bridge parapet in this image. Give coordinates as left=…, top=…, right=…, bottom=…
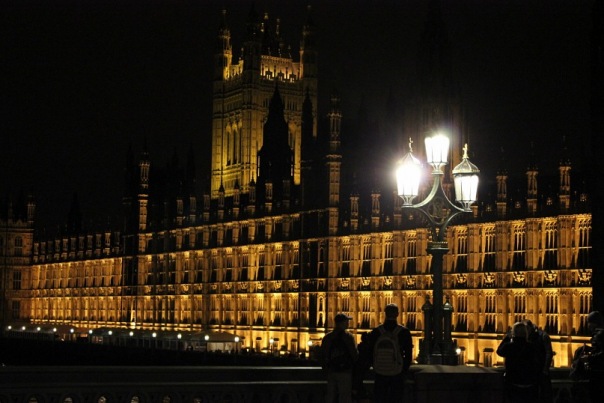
left=0, top=365, right=585, bottom=403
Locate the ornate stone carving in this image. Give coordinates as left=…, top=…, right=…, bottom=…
left=513, top=271, right=525, bottom=286
left=578, top=269, right=591, bottom=286
left=483, top=272, right=495, bottom=288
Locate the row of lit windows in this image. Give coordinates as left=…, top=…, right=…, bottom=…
left=22, top=285, right=593, bottom=336
left=34, top=232, right=120, bottom=257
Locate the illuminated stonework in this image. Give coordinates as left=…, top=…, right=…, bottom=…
left=5, top=212, right=592, bottom=367
left=210, top=8, right=318, bottom=198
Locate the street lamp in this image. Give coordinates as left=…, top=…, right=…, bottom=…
left=395, top=135, right=479, bottom=364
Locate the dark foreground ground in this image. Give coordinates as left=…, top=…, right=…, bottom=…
left=0, top=337, right=318, bottom=366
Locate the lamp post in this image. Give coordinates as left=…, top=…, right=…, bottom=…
left=395, top=134, right=479, bottom=364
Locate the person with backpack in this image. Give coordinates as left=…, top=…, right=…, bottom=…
left=361, top=303, right=413, bottom=403
left=321, top=313, right=358, bottom=403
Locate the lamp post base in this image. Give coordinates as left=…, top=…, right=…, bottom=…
left=420, top=341, right=458, bottom=365
left=417, top=338, right=431, bottom=364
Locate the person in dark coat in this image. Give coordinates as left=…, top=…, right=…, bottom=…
left=321, top=313, right=358, bottom=403
left=359, top=303, right=412, bottom=403
left=585, top=311, right=604, bottom=402
left=523, top=320, right=553, bottom=403
left=497, top=321, right=540, bottom=403
left=352, top=332, right=371, bottom=402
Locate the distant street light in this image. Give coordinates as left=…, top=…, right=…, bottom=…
left=234, top=336, right=240, bottom=359
left=396, top=134, right=479, bottom=364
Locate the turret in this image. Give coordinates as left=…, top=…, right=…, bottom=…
left=526, top=142, right=538, bottom=215
left=348, top=172, right=360, bottom=233
left=214, top=10, right=233, bottom=81
left=350, top=191, right=359, bottom=233
left=496, top=148, right=508, bottom=217
left=27, top=194, right=35, bottom=227
left=137, top=144, right=150, bottom=232
left=186, top=146, right=197, bottom=225
left=326, top=93, right=342, bottom=235
left=242, top=4, right=262, bottom=74
left=559, top=136, right=571, bottom=211
left=371, top=190, right=380, bottom=229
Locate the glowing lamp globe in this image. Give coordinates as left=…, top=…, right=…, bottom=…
left=452, top=144, right=480, bottom=211
left=396, top=140, right=422, bottom=205
left=425, top=134, right=450, bottom=171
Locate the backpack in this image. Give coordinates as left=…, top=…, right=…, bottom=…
left=327, top=332, right=354, bottom=372
left=372, top=325, right=404, bottom=376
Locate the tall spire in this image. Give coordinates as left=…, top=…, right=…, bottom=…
left=257, top=84, right=293, bottom=203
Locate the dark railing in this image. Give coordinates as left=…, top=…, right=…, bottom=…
left=0, top=365, right=589, bottom=403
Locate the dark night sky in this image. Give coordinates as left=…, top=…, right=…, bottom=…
left=0, top=0, right=593, bottom=229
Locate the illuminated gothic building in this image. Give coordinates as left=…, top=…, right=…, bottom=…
left=0, top=4, right=595, bottom=367
left=210, top=7, right=318, bottom=198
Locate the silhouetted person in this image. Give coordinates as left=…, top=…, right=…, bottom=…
left=360, top=303, right=412, bottom=403
left=581, top=311, right=604, bottom=402
left=321, top=313, right=358, bottom=403
left=497, top=322, right=540, bottom=403
left=352, top=332, right=371, bottom=402
left=523, top=320, right=553, bottom=403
